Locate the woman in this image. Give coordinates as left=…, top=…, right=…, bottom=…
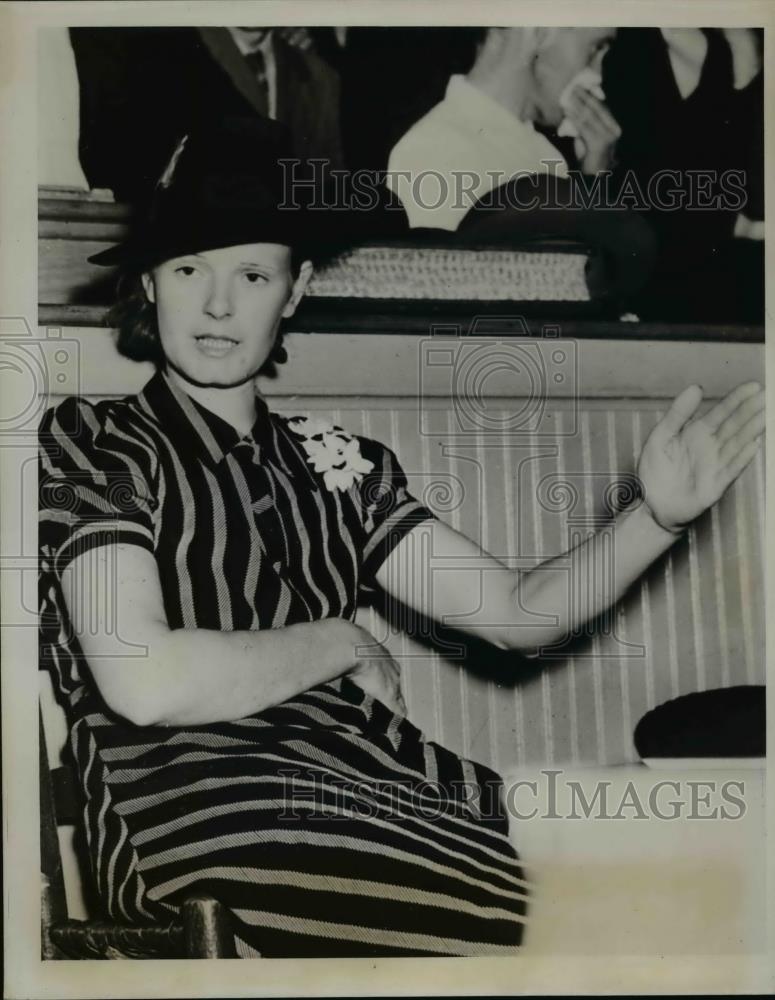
left=39, top=118, right=764, bottom=958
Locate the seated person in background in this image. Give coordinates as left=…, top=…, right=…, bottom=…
left=70, top=26, right=343, bottom=205
left=386, top=27, right=620, bottom=231
left=338, top=27, right=482, bottom=175
left=603, top=27, right=763, bottom=322
left=223, top=26, right=344, bottom=169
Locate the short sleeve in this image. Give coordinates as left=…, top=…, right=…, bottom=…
left=355, top=436, right=436, bottom=592
left=39, top=396, right=158, bottom=577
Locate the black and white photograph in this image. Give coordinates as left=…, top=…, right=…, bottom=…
left=1, top=0, right=772, bottom=995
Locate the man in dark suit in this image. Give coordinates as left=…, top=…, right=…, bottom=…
left=602, top=28, right=763, bottom=322
left=70, top=27, right=343, bottom=205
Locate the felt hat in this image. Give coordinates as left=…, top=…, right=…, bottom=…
left=89, top=116, right=329, bottom=269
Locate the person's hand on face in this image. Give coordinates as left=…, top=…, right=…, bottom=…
left=564, top=86, right=622, bottom=174
left=637, top=381, right=765, bottom=535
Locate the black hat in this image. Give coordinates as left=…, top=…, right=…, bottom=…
left=89, top=117, right=326, bottom=269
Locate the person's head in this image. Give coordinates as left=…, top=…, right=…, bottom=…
left=93, top=117, right=323, bottom=386
left=469, top=26, right=616, bottom=125
left=112, top=242, right=312, bottom=387
left=528, top=27, right=616, bottom=126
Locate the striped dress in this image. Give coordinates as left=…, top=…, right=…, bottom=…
left=39, top=370, right=528, bottom=957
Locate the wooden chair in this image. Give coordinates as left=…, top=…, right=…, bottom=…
left=39, top=700, right=237, bottom=960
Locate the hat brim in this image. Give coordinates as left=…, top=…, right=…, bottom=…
left=88, top=212, right=328, bottom=270
left=88, top=236, right=148, bottom=268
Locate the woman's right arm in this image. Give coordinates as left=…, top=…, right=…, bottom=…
left=62, top=542, right=382, bottom=727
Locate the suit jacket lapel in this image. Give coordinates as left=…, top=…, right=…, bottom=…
left=273, top=38, right=311, bottom=131
left=197, top=27, right=269, bottom=117
left=273, top=36, right=291, bottom=124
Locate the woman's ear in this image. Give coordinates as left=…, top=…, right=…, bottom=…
left=281, top=260, right=314, bottom=319
left=141, top=272, right=156, bottom=304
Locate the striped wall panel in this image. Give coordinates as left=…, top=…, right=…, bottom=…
left=44, top=379, right=764, bottom=770
left=268, top=397, right=766, bottom=769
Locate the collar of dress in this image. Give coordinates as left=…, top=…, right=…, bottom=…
left=137, top=369, right=277, bottom=469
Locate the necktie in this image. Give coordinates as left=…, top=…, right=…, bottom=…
left=243, top=48, right=269, bottom=117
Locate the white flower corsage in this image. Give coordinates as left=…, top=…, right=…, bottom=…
left=287, top=417, right=374, bottom=491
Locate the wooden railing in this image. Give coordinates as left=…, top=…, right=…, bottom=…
left=38, top=188, right=764, bottom=342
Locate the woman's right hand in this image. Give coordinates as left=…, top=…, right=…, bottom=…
left=347, top=631, right=407, bottom=717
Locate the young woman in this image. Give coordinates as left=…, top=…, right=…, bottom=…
left=39, top=118, right=764, bottom=958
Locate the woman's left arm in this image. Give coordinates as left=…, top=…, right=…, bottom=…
left=374, top=382, right=764, bottom=654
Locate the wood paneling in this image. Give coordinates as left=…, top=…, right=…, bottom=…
left=36, top=327, right=764, bottom=400
left=40, top=329, right=765, bottom=767
left=297, top=400, right=765, bottom=768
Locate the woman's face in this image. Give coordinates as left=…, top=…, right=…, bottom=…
left=142, top=243, right=311, bottom=389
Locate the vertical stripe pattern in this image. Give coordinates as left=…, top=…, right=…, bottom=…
left=344, top=399, right=764, bottom=770
left=39, top=372, right=527, bottom=957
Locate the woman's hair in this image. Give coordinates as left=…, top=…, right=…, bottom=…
left=107, top=246, right=308, bottom=378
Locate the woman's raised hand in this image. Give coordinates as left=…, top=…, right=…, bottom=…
left=637, top=381, right=764, bottom=535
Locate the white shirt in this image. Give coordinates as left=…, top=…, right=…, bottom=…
left=387, top=74, right=568, bottom=231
